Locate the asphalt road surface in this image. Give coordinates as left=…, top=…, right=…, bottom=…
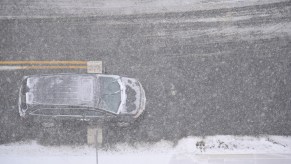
left=0, top=0, right=290, bottom=145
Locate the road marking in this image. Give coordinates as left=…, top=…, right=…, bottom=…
left=0, top=61, right=102, bottom=73
left=0, top=66, right=21, bottom=70
left=87, top=61, right=102, bottom=73
left=87, top=126, right=103, bottom=145
left=0, top=61, right=87, bottom=65
left=0, top=65, right=87, bottom=70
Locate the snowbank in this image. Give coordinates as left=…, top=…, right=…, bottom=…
left=0, top=135, right=290, bottom=164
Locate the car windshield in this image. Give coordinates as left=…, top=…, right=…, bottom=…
left=97, top=76, right=121, bottom=113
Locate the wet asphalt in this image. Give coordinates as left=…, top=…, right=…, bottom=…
left=0, top=1, right=290, bottom=145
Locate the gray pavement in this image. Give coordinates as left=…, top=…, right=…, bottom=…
left=0, top=0, right=291, bottom=144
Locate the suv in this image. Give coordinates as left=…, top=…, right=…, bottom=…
left=18, top=73, right=146, bottom=127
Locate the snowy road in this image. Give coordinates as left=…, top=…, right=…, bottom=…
left=0, top=0, right=291, bottom=144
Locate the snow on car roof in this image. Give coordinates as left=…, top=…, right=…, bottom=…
left=25, top=74, right=97, bottom=107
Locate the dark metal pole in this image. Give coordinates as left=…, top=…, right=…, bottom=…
left=95, top=129, right=98, bottom=164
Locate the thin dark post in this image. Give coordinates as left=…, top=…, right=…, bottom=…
left=95, top=129, right=98, bottom=164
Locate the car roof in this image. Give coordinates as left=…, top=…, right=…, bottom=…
left=24, top=74, right=98, bottom=107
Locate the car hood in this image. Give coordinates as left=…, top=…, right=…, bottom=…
left=24, top=75, right=97, bottom=107
left=119, top=77, right=144, bottom=115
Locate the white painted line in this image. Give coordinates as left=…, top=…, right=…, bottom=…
left=87, top=61, right=102, bottom=73
left=97, top=127, right=103, bottom=144
left=0, top=66, right=22, bottom=70
left=87, top=127, right=97, bottom=145
left=87, top=126, right=103, bottom=145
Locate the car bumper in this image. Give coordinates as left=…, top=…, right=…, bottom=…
left=133, top=82, right=146, bottom=118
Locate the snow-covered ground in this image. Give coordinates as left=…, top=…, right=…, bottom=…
left=0, top=0, right=288, bottom=18
left=0, top=135, right=290, bottom=164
